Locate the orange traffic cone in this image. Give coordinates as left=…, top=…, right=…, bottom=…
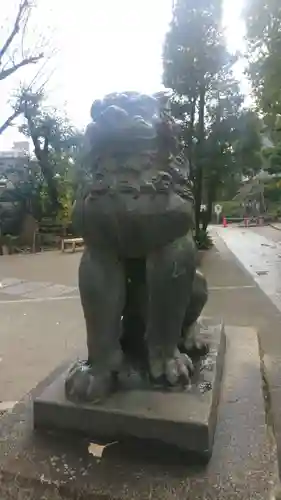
left=223, top=216, right=227, bottom=228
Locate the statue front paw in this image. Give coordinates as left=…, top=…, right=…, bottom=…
left=181, top=320, right=209, bottom=360
left=181, top=338, right=209, bottom=360
left=165, top=351, right=194, bottom=386
left=65, top=361, right=115, bottom=404
left=150, top=349, right=194, bottom=388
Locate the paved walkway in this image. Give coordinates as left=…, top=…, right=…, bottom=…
left=0, top=250, right=80, bottom=288
left=207, top=226, right=281, bottom=480
left=214, top=226, right=281, bottom=313
left=0, top=251, right=83, bottom=404
left=0, top=251, right=80, bottom=303
left=1, top=239, right=281, bottom=403
left=0, top=277, right=78, bottom=302
left=0, top=237, right=280, bottom=498
left=1, top=237, right=281, bottom=496
left=205, top=226, right=281, bottom=361
left=270, top=223, right=281, bottom=231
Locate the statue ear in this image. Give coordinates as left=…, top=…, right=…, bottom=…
left=153, top=90, right=173, bottom=107
left=153, top=89, right=172, bottom=99
left=153, top=90, right=172, bottom=113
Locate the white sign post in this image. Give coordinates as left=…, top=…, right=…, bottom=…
left=214, top=204, right=222, bottom=224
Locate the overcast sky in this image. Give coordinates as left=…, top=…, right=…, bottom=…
left=0, top=0, right=247, bottom=149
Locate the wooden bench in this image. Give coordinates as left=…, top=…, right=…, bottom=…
left=61, top=237, right=84, bottom=253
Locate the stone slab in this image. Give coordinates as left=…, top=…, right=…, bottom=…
left=0, top=277, right=24, bottom=289
left=0, top=324, right=278, bottom=500
left=33, top=321, right=225, bottom=460
left=1, top=281, right=51, bottom=296
left=24, top=284, right=78, bottom=299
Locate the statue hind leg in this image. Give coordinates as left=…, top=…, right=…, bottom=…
left=146, top=232, right=197, bottom=386
left=65, top=246, right=125, bottom=402
left=180, top=269, right=209, bottom=357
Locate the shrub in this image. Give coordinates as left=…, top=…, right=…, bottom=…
left=264, top=182, right=281, bottom=203
left=194, top=229, right=213, bottom=250
left=218, top=200, right=242, bottom=219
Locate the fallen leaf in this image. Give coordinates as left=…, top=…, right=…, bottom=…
left=88, top=441, right=117, bottom=458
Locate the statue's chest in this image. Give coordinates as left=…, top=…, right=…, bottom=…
left=90, top=154, right=189, bottom=196
left=89, top=157, right=157, bottom=195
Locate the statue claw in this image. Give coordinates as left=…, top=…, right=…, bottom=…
left=181, top=320, right=209, bottom=359
left=150, top=350, right=194, bottom=388
left=65, top=361, right=114, bottom=404
left=165, top=351, right=194, bottom=387
left=180, top=352, right=194, bottom=375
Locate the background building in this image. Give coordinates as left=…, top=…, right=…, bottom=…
left=0, top=141, right=30, bottom=183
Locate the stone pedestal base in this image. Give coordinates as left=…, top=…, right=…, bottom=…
left=33, top=320, right=225, bottom=460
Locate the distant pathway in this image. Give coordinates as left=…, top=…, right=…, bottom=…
left=0, top=250, right=80, bottom=302
left=214, top=225, right=281, bottom=313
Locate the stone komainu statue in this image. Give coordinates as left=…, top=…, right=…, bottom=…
left=66, top=91, right=208, bottom=402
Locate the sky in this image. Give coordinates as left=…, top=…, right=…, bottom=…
left=0, top=0, right=247, bottom=150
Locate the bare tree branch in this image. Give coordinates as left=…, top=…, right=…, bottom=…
left=0, top=1, right=54, bottom=137
left=0, top=0, right=30, bottom=63
left=24, top=47, right=56, bottom=90
left=0, top=109, right=21, bottom=135
left=20, top=1, right=32, bottom=59
left=0, top=53, right=43, bottom=81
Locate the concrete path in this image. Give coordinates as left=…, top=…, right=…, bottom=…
left=0, top=239, right=280, bottom=402
left=214, top=226, right=281, bottom=313
left=208, top=225, right=281, bottom=481
left=0, top=250, right=80, bottom=287
left=0, top=251, right=83, bottom=406
left=0, top=277, right=78, bottom=302
left=0, top=237, right=281, bottom=497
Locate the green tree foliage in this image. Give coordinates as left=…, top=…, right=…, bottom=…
left=163, top=0, right=262, bottom=231
left=244, top=0, right=281, bottom=125
left=232, top=110, right=262, bottom=177
left=163, top=0, right=227, bottom=233
left=244, top=0, right=281, bottom=175
left=262, top=142, right=281, bottom=175
left=18, top=90, right=83, bottom=215
left=202, top=84, right=262, bottom=226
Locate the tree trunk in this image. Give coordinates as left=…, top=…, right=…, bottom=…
left=195, top=86, right=205, bottom=237
left=187, top=96, right=196, bottom=182
left=203, top=180, right=216, bottom=231
left=34, top=146, right=60, bottom=214
left=27, top=119, right=61, bottom=215
left=201, top=92, right=221, bottom=232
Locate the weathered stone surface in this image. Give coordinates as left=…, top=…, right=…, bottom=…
left=33, top=321, right=225, bottom=460
left=72, top=91, right=207, bottom=401
left=0, top=323, right=278, bottom=500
